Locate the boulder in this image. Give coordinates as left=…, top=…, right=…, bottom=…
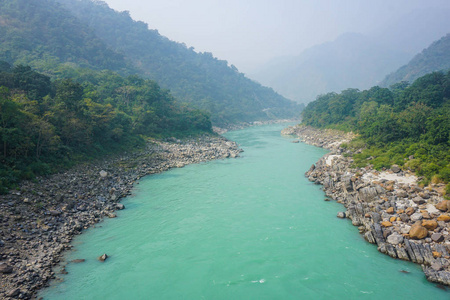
left=421, top=220, right=438, bottom=231
left=410, top=212, right=423, bottom=222
left=386, top=207, right=394, bottom=214
left=49, top=210, right=61, bottom=216
left=396, top=190, right=408, bottom=198
left=387, top=232, right=404, bottom=245
left=100, top=170, right=108, bottom=178
left=71, top=259, right=86, bottom=263
left=431, top=233, right=444, bottom=243
left=98, top=254, right=108, bottom=262
left=435, top=200, right=449, bottom=212
left=437, top=214, right=450, bottom=222
left=337, top=212, right=346, bottom=218
left=116, top=203, right=125, bottom=210
left=409, top=223, right=428, bottom=240
left=391, top=165, right=401, bottom=173
left=381, top=221, right=393, bottom=227
left=405, top=207, right=415, bottom=216
left=0, top=262, right=13, bottom=274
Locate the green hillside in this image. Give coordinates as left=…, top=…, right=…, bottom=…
left=302, top=71, right=450, bottom=194
left=55, top=0, right=300, bottom=126
left=381, top=34, right=450, bottom=87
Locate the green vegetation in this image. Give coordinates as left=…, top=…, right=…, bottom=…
left=381, top=33, right=450, bottom=87
left=302, top=71, right=450, bottom=193
left=0, top=62, right=212, bottom=193
left=0, top=0, right=300, bottom=127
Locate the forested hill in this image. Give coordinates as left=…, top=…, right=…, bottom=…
left=301, top=71, right=450, bottom=194
left=381, top=34, right=450, bottom=87
left=0, top=0, right=134, bottom=74
left=53, top=0, right=300, bottom=126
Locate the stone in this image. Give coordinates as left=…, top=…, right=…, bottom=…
left=399, top=213, right=409, bottom=222
left=396, top=190, right=408, bottom=198
left=412, top=197, right=425, bottom=205
left=435, top=200, right=449, bottom=212
left=49, top=210, right=61, bottom=216
left=71, top=259, right=86, bottom=263
left=337, top=212, right=346, bottom=218
left=437, top=214, right=450, bottom=222
left=0, top=262, right=13, bottom=274
left=7, top=288, right=20, bottom=297
left=389, top=216, right=396, bottom=223
left=391, top=165, right=401, bottom=173
left=409, top=223, right=428, bottom=240
left=381, top=221, right=393, bottom=227
left=431, top=233, right=444, bottom=243
left=420, top=211, right=430, bottom=219
left=116, top=203, right=125, bottom=210
left=386, top=207, right=394, bottom=214
left=100, top=170, right=108, bottom=178
left=426, top=204, right=441, bottom=215
left=405, top=207, right=415, bottom=216
left=98, top=254, right=108, bottom=262
left=387, top=232, right=404, bottom=245
left=400, top=225, right=411, bottom=234
left=410, top=212, right=423, bottom=222
left=107, top=213, right=117, bottom=218
left=421, top=220, right=438, bottom=231
left=433, top=251, right=442, bottom=258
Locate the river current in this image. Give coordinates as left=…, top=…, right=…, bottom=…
left=40, top=124, right=449, bottom=299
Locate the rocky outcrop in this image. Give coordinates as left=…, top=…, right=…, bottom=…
left=0, top=135, right=241, bottom=299
left=284, top=125, right=450, bottom=287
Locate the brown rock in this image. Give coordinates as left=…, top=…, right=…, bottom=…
left=389, top=216, right=396, bottom=223
left=421, top=211, right=431, bottom=219
left=421, top=220, right=438, bottom=231
left=409, top=223, right=428, bottom=239
left=433, top=251, right=442, bottom=258
left=405, top=207, right=415, bottom=216
left=397, top=209, right=405, bottom=214
left=386, top=207, right=394, bottom=214
left=386, top=185, right=394, bottom=192
left=437, top=214, right=450, bottom=222
left=381, top=221, right=393, bottom=227
left=435, top=200, right=449, bottom=212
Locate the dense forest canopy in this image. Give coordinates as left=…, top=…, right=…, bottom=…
left=0, top=0, right=300, bottom=127
left=0, top=61, right=212, bottom=193
left=54, top=0, right=300, bottom=126
left=302, top=71, right=450, bottom=192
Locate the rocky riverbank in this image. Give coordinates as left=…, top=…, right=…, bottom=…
left=0, top=135, right=241, bottom=299
left=283, top=124, right=450, bottom=287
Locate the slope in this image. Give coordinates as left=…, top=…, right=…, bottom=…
left=0, top=0, right=133, bottom=74
left=56, top=0, right=300, bottom=126
left=381, top=34, right=450, bottom=87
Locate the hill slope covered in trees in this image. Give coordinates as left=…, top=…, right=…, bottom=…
left=53, top=0, right=300, bottom=126
left=381, top=33, right=450, bottom=87
left=302, top=71, right=450, bottom=194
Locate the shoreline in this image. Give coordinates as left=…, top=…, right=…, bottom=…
left=0, top=135, right=241, bottom=299
left=282, top=124, right=450, bottom=287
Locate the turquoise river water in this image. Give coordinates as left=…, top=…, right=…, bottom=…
left=40, top=124, right=449, bottom=299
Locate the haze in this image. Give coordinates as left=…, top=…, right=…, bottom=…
left=103, top=0, right=450, bottom=74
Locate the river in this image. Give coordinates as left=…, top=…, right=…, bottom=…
left=40, top=124, right=449, bottom=299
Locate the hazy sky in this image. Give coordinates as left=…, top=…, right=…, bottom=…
left=103, top=0, right=450, bottom=73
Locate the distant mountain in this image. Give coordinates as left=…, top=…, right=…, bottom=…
left=54, top=0, right=300, bottom=126
left=251, top=8, right=450, bottom=104
left=251, top=33, right=407, bottom=103
left=380, top=34, right=450, bottom=87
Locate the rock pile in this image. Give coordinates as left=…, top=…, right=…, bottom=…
left=285, top=125, right=450, bottom=286
left=0, top=135, right=241, bottom=299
